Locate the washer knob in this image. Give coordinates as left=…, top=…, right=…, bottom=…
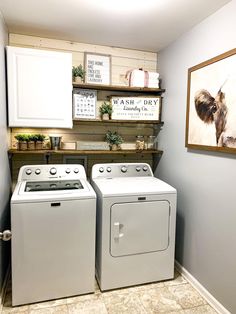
left=143, top=166, right=148, bottom=172
left=74, top=168, right=79, bottom=174
left=121, top=166, right=127, bottom=173
left=50, top=167, right=57, bottom=175
left=136, top=167, right=141, bottom=172
left=99, top=167, right=104, bottom=173
left=65, top=168, right=71, bottom=174
left=107, top=167, right=112, bottom=173
left=35, top=169, right=41, bottom=175
left=25, top=169, right=32, bottom=175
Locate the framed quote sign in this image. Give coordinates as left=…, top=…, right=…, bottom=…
left=73, top=89, right=97, bottom=119
left=186, top=48, right=236, bottom=153
left=85, top=52, right=111, bottom=85
left=111, top=96, right=161, bottom=121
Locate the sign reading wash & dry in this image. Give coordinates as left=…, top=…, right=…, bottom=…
left=111, top=96, right=161, bottom=121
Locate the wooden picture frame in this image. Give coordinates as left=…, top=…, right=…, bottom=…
left=84, top=52, right=111, bottom=85
left=185, top=48, right=236, bottom=154
left=111, top=96, right=162, bottom=121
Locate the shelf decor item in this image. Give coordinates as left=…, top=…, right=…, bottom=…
left=72, top=65, right=86, bottom=83
left=73, top=89, right=97, bottom=119
left=15, top=134, right=29, bottom=151
left=105, top=130, right=123, bottom=151
left=33, top=134, right=46, bottom=150
left=111, top=96, right=161, bottom=121
left=84, top=52, right=111, bottom=85
left=186, top=48, right=236, bottom=154
left=99, top=101, right=113, bottom=120
left=125, top=68, right=160, bottom=88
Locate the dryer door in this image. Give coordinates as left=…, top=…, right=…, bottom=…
left=110, top=200, right=170, bottom=257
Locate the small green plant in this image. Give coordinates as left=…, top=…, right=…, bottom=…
left=105, top=130, right=123, bottom=146
left=33, top=134, right=46, bottom=142
left=72, top=65, right=86, bottom=80
left=99, top=102, right=113, bottom=116
left=15, top=134, right=29, bottom=142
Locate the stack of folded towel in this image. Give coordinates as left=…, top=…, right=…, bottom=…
left=126, top=69, right=160, bottom=88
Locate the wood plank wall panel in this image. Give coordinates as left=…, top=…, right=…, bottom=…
left=9, top=33, right=157, bottom=182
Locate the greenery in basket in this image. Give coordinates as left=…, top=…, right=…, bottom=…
left=99, top=102, right=113, bottom=116
left=30, top=134, right=46, bottom=142
left=14, top=134, right=29, bottom=142
left=72, top=65, right=86, bottom=80
left=105, top=130, right=123, bottom=146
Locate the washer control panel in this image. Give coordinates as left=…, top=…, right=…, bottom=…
left=18, top=164, right=87, bottom=182
left=92, top=163, right=153, bottom=179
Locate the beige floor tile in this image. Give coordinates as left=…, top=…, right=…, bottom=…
left=66, top=292, right=100, bottom=304
left=29, top=304, right=68, bottom=314
left=102, top=290, right=147, bottom=314
left=29, top=298, right=67, bottom=310
left=67, top=298, right=107, bottom=314
left=164, top=270, right=187, bottom=287
left=2, top=306, right=29, bottom=314
left=138, top=286, right=182, bottom=313
left=168, top=304, right=217, bottom=313
left=168, top=283, right=207, bottom=309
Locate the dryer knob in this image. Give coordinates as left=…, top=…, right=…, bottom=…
left=65, top=168, right=71, bottom=174
left=35, top=169, right=41, bottom=175
left=25, top=169, right=32, bottom=175
left=107, top=167, right=112, bottom=173
left=136, top=167, right=141, bottom=172
left=121, top=166, right=127, bottom=173
left=50, top=167, right=57, bottom=175
left=74, top=168, right=79, bottom=174
left=143, top=166, right=148, bottom=172
left=99, top=167, right=104, bottom=173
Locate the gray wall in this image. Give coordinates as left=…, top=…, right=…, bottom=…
left=157, top=1, right=236, bottom=312
left=0, top=11, right=11, bottom=292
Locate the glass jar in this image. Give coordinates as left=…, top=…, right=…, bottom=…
left=147, top=135, right=156, bottom=150
left=136, top=135, right=145, bottom=150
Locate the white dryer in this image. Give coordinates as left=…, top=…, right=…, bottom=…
left=91, top=163, right=177, bottom=291
left=11, top=164, right=96, bottom=306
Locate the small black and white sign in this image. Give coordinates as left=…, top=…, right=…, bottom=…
left=73, top=89, right=97, bottom=119
left=85, top=52, right=111, bottom=85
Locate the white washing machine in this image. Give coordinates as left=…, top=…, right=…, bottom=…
left=11, top=164, right=96, bottom=306
left=91, top=163, right=177, bottom=291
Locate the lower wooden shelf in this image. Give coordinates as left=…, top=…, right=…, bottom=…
left=8, top=149, right=163, bottom=155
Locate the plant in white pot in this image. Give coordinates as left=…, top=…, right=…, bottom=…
left=105, top=130, right=123, bottom=150
left=72, top=65, right=86, bottom=83
left=15, top=134, right=29, bottom=151
left=99, top=102, right=113, bottom=120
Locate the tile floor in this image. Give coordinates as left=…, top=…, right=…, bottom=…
left=1, top=271, right=217, bottom=314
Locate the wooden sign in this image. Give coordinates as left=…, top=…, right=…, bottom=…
left=85, top=52, right=111, bottom=85
left=111, top=96, right=161, bottom=121
left=73, top=89, right=96, bottom=119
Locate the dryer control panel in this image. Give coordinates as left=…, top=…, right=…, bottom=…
left=92, top=163, right=153, bottom=179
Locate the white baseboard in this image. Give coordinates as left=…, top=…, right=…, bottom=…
left=175, top=261, right=231, bottom=314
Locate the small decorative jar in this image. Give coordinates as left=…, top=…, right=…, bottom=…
left=136, top=135, right=145, bottom=150
left=147, top=135, right=156, bottom=150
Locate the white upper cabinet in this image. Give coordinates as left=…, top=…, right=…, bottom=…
left=7, top=46, right=72, bottom=128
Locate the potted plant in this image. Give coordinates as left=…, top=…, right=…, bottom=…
left=99, top=102, right=113, bottom=120
left=33, top=134, right=46, bottom=150
left=105, top=130, right=123, bottom=150
left=15, top=134, right=29, bottom=151
left=28, top=135, right=36, bottom=150
left=72, top=65, right=86, bottom=83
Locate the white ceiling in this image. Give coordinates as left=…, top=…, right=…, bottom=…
left=0, top=0, right=231, bottom=52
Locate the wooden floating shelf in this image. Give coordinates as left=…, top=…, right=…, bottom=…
left=73, top=119, right=164, bottom=125
left=73, top=83, right=165, bottom=94
left=8, top=149, right=163, bottom=155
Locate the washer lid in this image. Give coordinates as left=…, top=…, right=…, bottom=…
left=11, top=179, right=96, bottom=203
left=92, top=177, right=176, bottom=197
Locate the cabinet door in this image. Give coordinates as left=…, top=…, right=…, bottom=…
left=7, top=46, right=72, bottom=128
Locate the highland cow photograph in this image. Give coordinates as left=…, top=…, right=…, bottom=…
left=186, top=49, right=236, bottom=153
